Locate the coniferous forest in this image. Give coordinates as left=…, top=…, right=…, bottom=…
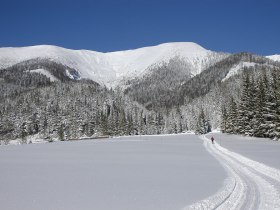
left=221, top=67, right=280, bottom=139
left=1, top=52, right=280, bottom=144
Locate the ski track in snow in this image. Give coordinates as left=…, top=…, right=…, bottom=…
left=184, top=135, right=280, bottom=210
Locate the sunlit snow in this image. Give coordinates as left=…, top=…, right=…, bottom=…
left=29, top=69, right=58, bottom=82
left=0, top=42, right=218, bottom=87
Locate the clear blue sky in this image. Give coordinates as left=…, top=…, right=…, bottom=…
left=0, top=0, right=279, bottom=55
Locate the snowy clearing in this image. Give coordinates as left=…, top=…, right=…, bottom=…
left=221, top=62, right=255, bottom=82
left=186, top=135, right=280, bottom=209
left=0, top=134, right=226, bottom=210
left=28, top=69, right=58, bottom=82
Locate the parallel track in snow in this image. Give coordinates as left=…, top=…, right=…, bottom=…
left=184, top=135, right=280, bottom=210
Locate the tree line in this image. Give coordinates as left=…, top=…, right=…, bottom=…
left=221, top=67, right=280, bottom=139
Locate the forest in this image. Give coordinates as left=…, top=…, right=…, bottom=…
left=221, top=67, right=280, bottom=139
left=0, top=54, right=280, bottom=144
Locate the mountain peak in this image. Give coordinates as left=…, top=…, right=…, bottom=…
left=0, top=42, right=207, bottom=54
left=0, top=42, right=221, bottom=87
left=267, top=54, right=280, bottom=62
left=112, top=42, right=208, bottom=56
left=155, top=42, right=207, bottom=51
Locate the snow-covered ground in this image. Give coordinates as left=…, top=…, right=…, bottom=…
left=1, top=133, right=280, bottom=210
left=0, top=134, right=226, bottom=210
left=207, top=133, right=280, bottom=169
left=190, top=134, right=280, bottom=209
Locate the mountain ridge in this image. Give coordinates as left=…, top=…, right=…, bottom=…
left=267, top=54, right=280, bottom=62
left=0, top=42, right=226, bottom=87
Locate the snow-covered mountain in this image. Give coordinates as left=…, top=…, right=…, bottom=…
left=0, top=42, right=226, bottom=87
left=1, top=43, right=280, bottom=142
left=267, top=54, right=280, bottom=62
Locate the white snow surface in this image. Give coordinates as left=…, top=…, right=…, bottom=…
left=0, top=42, right=220, bottom=87
left=209, top=133, right=280, bottom=169
left=267, top=55, right=280, bottom=62
left=186, top=134, right=280, bottom=210
left=29, top=69, right=58, bottom=81
left=222, top=62, right=256, bottom=82
left=0, top=134, right=226, bottom=210
left=1, top=133, right=280, bottom=209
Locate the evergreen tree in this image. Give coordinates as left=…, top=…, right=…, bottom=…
left=236, top=72, right=252, bottom=135
left=195, top=108, right=208, bottom=134
left=221, top=105, right=228, bottom=133
left=20, top=122, right=28, bottom=144
left=261, top=72, right=276, bottom=138
left=253, top=77, right=266, bottom=137
left=271, top=68, right=280, bottom=139
left=100, top=111, right=109, bottom=135
left=226, top=97, right=238, bottom=134
left=58, top=123, right=65, bottom=141
left=247, top=76, right=257, bottom=135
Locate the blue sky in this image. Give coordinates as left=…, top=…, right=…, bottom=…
left=0, top=0, right=279, bottom=55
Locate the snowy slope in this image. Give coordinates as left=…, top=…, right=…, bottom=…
left=29, top=69, right=58, bottom=82
left=222, top=62, right=256, bottom=82
left=267, top=54, right=280, bottom=62
left=0, top=42, right=224, bottom=87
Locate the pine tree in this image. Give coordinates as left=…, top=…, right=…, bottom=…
left=221, top=105, right=228, bottom=133
left=138, top=111, right=146, bottom=135
left=100, top=111, right=108, bottom=135
left=126, top=114, right=133, bottom=135
left=247, top=76, right=257, bottom=135
left=236, top=72, right=251, bottom=135
left=271, top=68, right=280, bottom=139
left=20, top=122, right=28, bottom=144
left=175, top=107, right=183, bottom=133
left=58, top=123, right=65, bottom=141
left=253, top=77, right=266, bottom=137
left=261, top=72, right=276, bottom=138
left=119, top=110, right=127, bottom=136
left=226, top=97, right=238, bottom=134
left=195, top=108, right=208, bottom=134
left=87, top=120, right=95, bottom=137
left=155, top=112, right=164, bottom=134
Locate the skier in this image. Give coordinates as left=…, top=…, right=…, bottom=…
left=211, top=136, right=214, bottom=144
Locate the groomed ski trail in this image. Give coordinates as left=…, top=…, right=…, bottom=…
left=184, top=135, right=280, bottom=210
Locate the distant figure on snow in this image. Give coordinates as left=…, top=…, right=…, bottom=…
left=211, top=136, right=214, bottom=144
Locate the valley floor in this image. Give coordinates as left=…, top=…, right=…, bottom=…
left=0, top=133, right=280, bottom=210
left=187, top=134, right=280, bottom=209
left=0, top=134, right=226, bottom=210
left=208, top=133, right=280, bottom=169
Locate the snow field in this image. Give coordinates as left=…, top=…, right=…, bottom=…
left=0, top=134, right=226, bottom=210
left=2, top=133, right=280, bottom=210
left=186, top=135, right=280, bottom=209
